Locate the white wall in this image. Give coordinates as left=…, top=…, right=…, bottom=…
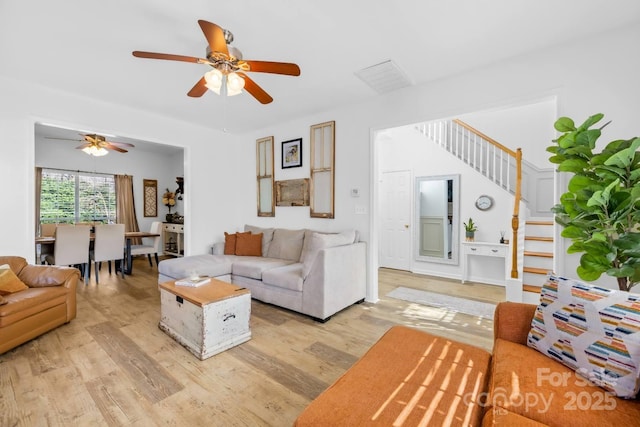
left=35, top=134, right=183, bottom=233
left=379, top=126, right=514, bottom=284
left=3, top=23, right=639, bottom=298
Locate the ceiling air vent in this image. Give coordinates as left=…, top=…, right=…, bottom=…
left=354, top=60, right=413, bottom=94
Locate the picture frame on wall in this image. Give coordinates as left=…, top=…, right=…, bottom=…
left=282, top=138, right=302, bottom=169
left=143, top=179, right=158, bottom=217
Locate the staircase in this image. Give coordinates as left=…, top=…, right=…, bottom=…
left=417, top=118, right=557, bottom=300
left=522, top=219, right=554, bottom=303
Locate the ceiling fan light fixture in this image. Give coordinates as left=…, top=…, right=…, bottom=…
left=82, top=146, right=109, bottom=156
left=204, top=68, right=244, bottom=96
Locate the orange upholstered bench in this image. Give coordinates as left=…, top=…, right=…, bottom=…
left=294, top=325, right=492, bottom=426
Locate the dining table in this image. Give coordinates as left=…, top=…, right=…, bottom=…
left=35, top=231, right=161, bottom=275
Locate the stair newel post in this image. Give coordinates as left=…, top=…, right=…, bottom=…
left=511, top=148, right=522, bottom=279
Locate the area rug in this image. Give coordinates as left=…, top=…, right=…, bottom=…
left=386, top=287, right=496, bottom=319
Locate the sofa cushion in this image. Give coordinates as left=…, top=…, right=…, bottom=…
left=262, top=263, right=304, bottom=292
left=302, top=231, right=356, bottom=279
left=527, top=274, right=640, bottom=398
left=245, top=225, right=275, bottom=256
left=158, top=255, right=234, bottom=280
left=295, top=326, right=491, bottom=427
left=491, top=338, right=640, bottom=425
left=0, top=287, right=69, bottom=327
left=236, top=232, right=262, bottom=256
left=0, top=265, right=29, bottom=295
left=266, top=229, right=305, bottom=261
left=232, top=257, right=295, bottom=280
left=224, top=231, right=248, bottom=255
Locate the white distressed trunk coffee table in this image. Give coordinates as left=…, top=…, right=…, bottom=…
left=158, top=278, right=251, bottom=360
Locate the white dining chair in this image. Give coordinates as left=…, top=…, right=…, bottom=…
left=130, top=221, right=162, bottom=267
left=44, top=225, right=91, bottom=283
left=90, top=224, right=125, bottom=283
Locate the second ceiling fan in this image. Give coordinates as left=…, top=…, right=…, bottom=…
left=132, top=20, right=300, bottom=104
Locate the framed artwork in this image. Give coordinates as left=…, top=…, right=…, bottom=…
left=143, top=179, right=158, bottom=217
left=281, top=138, right=302, bottom=169
left=275, top=179, right=310, bottom=206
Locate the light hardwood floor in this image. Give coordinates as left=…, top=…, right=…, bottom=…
left=0, top=260, right=505, bottom=426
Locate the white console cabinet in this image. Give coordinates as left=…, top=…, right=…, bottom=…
left=163, top=223, right=184, bottom=257
left=461, top=241, right=508, bottom=285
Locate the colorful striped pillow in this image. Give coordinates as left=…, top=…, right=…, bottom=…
left=527, top=274, right=640, bottom=398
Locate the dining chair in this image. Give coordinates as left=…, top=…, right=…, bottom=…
left=130, top=221, right=162, bottom=267
left=38, top=223, right=58, bottom=264
left=90, top=224, right=125, bottom=283
left=44, top=225, right=91, bottom=283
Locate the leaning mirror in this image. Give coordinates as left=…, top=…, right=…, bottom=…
left=415, top=174, right=459, bottom=265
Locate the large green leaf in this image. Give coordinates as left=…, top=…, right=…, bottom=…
left=549, top=155, right=567, bottom=165
left=565, top=145, right=593, bottom=158
left=604, top=138, right=640, bottom=168
left=580, top=253, right=611, bottom=272
left=575, top=129, right=601, bottom=149
left=577, top=113, right=604, bottom=131
left=594, top=165, right=626, bottom=180
left=577, top=265, right=603, bottom=281
left=557, top=132, right=577, bottom=149
left=558, top=158, right=589, bottom=173
left=555, top=117, right=576, bottom=132
left=561, top=226, right=586, bottom=239
left=568, top=175, right=601, bottom=193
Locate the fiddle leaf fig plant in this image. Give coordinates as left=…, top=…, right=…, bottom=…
left=548, top=113, right=640, bottom=291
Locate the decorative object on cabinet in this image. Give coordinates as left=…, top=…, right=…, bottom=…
left=163, top=223, right=184, bottom=257
left=310, top=120, right=335, bottom=218
left=162, top=188, right=176, bottom=222
left=256, top=136, right=275, bottom=216
left=143, top=179, right=158, bottom=217
left=281, top=138, right=302, bottom=169
left=464, top=217, right=477, bottom=241
left=275, top=179, right=310, bottom=206
left=499, top=230, right=506, bottom=244
left=475, top=194, right=493, bottom=211
left=175, top=177, right=184, bottom=200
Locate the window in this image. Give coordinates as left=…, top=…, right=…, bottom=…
left=40, top=169, right=116, bottom=224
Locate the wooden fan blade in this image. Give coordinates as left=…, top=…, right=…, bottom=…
left=237, top=73, right=273, bottom=104
left=198, top=20, right=228, bottom=56
left=106, top=144, right=127, bottom=153
left=244, top=60, right=300, bottom=76
left=46, top=137, right=82, bottom=142
left=108, top=141, right=135, bottom=148
left=75, top=143, right=91, bottom=149
left=187, top=76, right=208, bottom=97
left=132, top=51, right=201, bottom=64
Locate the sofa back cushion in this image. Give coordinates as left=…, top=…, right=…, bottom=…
left=299, top=229, right=358, bottom=263
left=302, top=230, right=357, bottom=279
left=527, top=274, right=640, bottom=398
left=266, top=229, right=305, bottom=261
left=244, top=225, right=275, bottom=256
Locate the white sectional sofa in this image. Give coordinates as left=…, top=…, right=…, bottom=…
left=158, top=225, right=367, bottom=322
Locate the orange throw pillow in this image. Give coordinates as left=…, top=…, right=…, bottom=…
left=235, top=233, right=263, bottom=256
left=0, top=264, right=28, bottom=296
left=224, top=231, right=249, bottom=255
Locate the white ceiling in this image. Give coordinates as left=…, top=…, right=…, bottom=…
left=3, top=0, right=640, bottom=142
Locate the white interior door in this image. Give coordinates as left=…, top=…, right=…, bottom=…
left=379, top=170, right=412, bottom=270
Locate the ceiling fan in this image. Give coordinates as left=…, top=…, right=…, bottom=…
left=47, top=134, right=135, bottom=156
left=132, top=20, right=300, bottom=104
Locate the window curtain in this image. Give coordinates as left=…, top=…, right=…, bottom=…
left=115, top=174, right=141, bottom=244
left=35, top=167, right=42, bottom=236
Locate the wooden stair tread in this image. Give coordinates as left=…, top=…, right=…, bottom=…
left=526, top=220, right=553, bottom=226
left=523, top=267, right=549, bottom=275
left=524, top=251, right=553, bottom=258
left=523, top=284, right=542, bottom=294
left=525, top=236, right=553, bottom=242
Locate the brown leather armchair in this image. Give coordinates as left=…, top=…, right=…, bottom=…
left=0, top=256, right=79, bottom=354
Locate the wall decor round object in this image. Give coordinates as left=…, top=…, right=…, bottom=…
left=475, top=195, right=493, bottom=211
